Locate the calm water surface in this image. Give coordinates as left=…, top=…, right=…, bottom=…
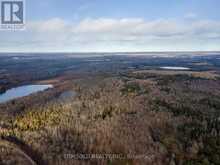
left=160, top=67, right=190, bottom=70
left=0, top=84, right=53, bottom=103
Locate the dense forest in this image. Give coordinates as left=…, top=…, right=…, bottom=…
left=0, top=54, right=220, bottom=165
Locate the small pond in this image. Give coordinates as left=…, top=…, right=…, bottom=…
left=160, top=67, right=190, bottom=70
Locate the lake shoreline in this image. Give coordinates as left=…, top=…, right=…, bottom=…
left=0, top=84, right=53, bottom=104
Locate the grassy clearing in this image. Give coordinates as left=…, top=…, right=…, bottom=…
left=133, top=70, right=220, bottom=80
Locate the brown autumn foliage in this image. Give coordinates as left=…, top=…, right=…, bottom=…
left=0, top=72, right=220, bottom=165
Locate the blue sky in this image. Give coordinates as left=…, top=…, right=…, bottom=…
left=27, top=0, right=220, bottom=21
left=0, top=0, right=220, bottom=52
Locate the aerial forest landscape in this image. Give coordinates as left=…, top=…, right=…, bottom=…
left=0, top=0, right=220, bottom=165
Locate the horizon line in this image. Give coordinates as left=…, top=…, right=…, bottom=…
left=0, top=51, right=220, bottom=54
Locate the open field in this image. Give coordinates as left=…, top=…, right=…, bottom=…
left=133, top=70, right=220, bottom=80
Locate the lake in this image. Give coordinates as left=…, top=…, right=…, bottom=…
left=0, top=84, right=53, bottom=103
left=160, top=67, right=190, bottom=70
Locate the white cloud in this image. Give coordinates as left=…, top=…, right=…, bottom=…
left=184, top=13, right=198, bottom=19
left=1, top=17, right=220, bottom=52
left=28, top=18, right=69, bottom=32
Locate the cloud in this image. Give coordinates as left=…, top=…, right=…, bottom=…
left=1, top=17, right=220, bottom=52
left=184, top=13, right=198, bottom=20
left=71, top=18, right=220, bottom=42
left=28, top=18, right=69, bottom=32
